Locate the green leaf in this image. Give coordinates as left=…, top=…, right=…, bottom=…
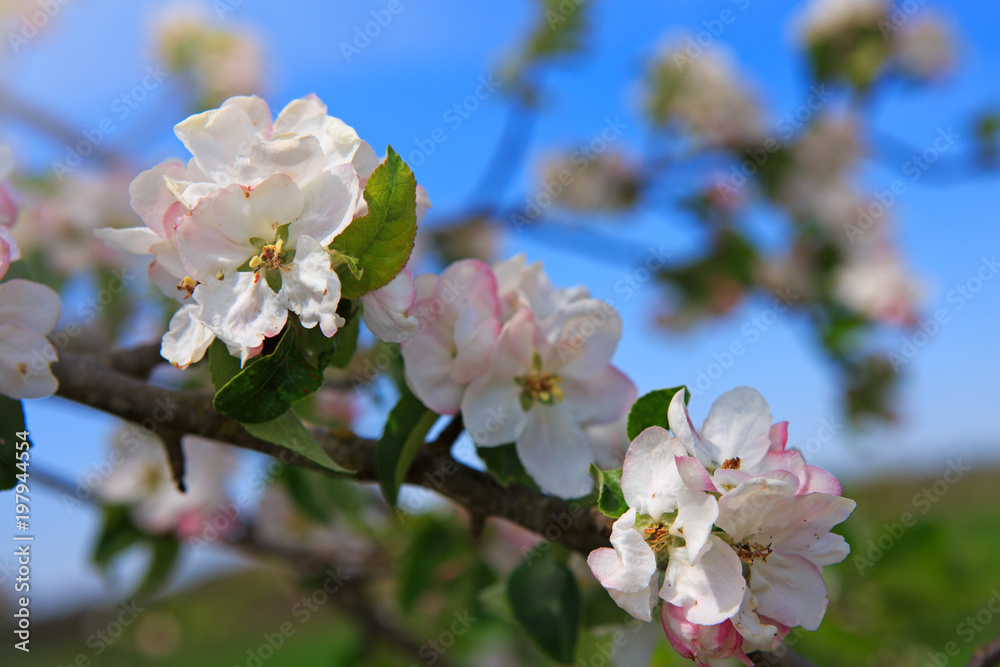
left=376, top=388, right=437, bottom=507
left=213, top=325, right=325, bottom=424
left=329, top=146, right=417, bottom=298
left=208, top=339, right=242, bottom=389
left=245, top=411, right=352, bottom=474
left=0, top=396, right=29, bottom=491
left=328, top=310, right=360, bottom=369
left=626, top=386, right=690, bottom=440
left=507, top=546, right=581, bottom=664
left=398, top=518, right=463, bottom=612
left=589, top=465, right=627, bottom=519
left=93, top=505, right=145, bottom=568
left=137, top=536, right=181, bottom=597
left=477, top=443, right=536, bottom=488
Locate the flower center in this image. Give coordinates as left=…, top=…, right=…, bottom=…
left=248, top=238, right=286, bottom=278
left=735, top=541, right=773, bottom=565
left=635, top=512, right=684, bottom=562
left=176, top=275, right=199, bottom=298
left=515, top=353, right=564, bottom=410
left=720, top=457, right=742, bottom=470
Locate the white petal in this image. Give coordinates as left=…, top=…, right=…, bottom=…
left=621, top=427, right=690, bottom=519
left=544, top=299, right=622, bottom=381
left=750, top=552, right=829, bottom=630
left=561, top=365, right=635, bottom=426
left=514, top=405, right=595, bottom=498
left=279, top=236, right=344, bottom=337
left=660, top=534, right=745, bottom=626
left=294, top=164, right=360, bottom=245
left=362, top=269, right=417, bottom=343
left=701, top=387, right=773, bottom=469
left=461, top=376, right=527, bottom=445
left=161, top=302, right=215, bottom=369
left=192, top=273, right=287, bottom=363
left=0, top=280, right=60, bottom=399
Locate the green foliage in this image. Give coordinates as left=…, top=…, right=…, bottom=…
left=477, top=443, right=536, bottom=488
left=376, top=388, right=437, bottom=507
left=589, top=465, right=627, bottom=519
left=626, top=386, right=690, bottom=440
left=92, top=505, right=181, bottom=598
left=0, top=396, right=29, bottom=491
left=507, top=546, right=581, bottom=664
left=329, top=146, right=417, bottom=298
left=212, top=326, right=325, bottom=425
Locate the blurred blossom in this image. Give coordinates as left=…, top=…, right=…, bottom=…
left=16, top=169, right=136, bottom=274
left=894, top=15, right=957, bottom=80
left=98, top=429, right=237, bottom=538
left=312, top=387, right=359, bottom=425
left=154, top=3, right=265, bottom=106
left=537, top=150, right=642, bottom=212
left=833, top=243, right=921, bottom=326
left=646, top=39, right=765, bottom=149
left=254, top=484, right=373, bottom=562
left=422, top=216, right=499, bottom=265
left=796, top=0, right=887, bottom=44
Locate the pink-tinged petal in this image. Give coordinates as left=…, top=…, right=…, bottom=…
left=401, top=331, right=463, bottom=415
left=514, top=404, right=595, bottom=498
left=279, top=236, right=344, bottom=337
left=161, top=302, right=214, bottom=369
left=450, top=316, right=500, bottom=385
left=675, top=487, right=721, bottom=564
left=769, top=421, right=789, bottom=452
left=660, top=535, right=745, bottom=626
left=294, top=164, right=360, bottom=245
left=588, top=541, right=658, bottom=622
left=801, top=464, right=842, bottom=496
left=178, top=188, right=259, bottom=280
left=236, top=134, right=324, bottom=185
left=93, top=226, right=161, bottom=256
left=0, top=224, right=19, bottom=280
left=621, top=426, right=688, bottom=517
left=676, top=456, right=718, bottom=494
left=561, top=365, right=636, bottom=426
left=763, top=494, right=856, bottom=564
left=0, top=180, right=19, bottom=228
left=715, top=475, right=800, bottom=543
left=701, top=387, right=773, bottom=470
left=661, top=604, right=746, bottom=665
left=731, top=589, right=779, bottom=646
left=711, top=468, right=753, bottom=493
left=0, top=280, right=61, bottom=399
left=752, top=450, right=807, bottom=490
left=192, top=273, right=287, bottom=364
left=487, top=308, right=535, bottom=378
left=750, top=552, right=829, bottom=630
left=362, top=269, right=417, bottom=343
left=668, top=389, right=707, bottom=462
left=798, top=532, right=851, bottom=568
left=599, top=509, right=659, bottom=594
left=461, top=375, right=527, bottom=446
left=545, top=299, right=622, bottom=381
left=415, top=184, right=432, bottom=224
left=128, top=160, right=190, bottom=235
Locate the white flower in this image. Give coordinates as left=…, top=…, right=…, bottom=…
left=362, top=268, right=418, bottom=343
left=894, top=15, right=956, bottom=80
left=833, top=242, right=921, bottom=326
left=492, top=253, right=589, bottom=330
left=401, top=259, right=502, bottom=414
left=796, top=0, right=888, bottom=45
left=0, top=280, right=61, bottom=399
left=99, top=430, right=236, bottom=537
left=462, top=303, right=635, bottom=499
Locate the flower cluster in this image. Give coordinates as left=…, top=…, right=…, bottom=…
left=96, top=94, right=422, bottom=367
left=401, top=254, right=636, bottom=498
left=588, top=387, right=854, bottom=665
left=0, top=145, right=61, bottom=400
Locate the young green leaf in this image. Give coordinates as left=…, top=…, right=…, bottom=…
left=93, top=505, right=145, bottom=568
left=477, top=443, right=536, bottom=488
left=588, top=465, right=627, bottom=519
left=213, top=325, right=325, bottom=424
left=244, top=410, right=353, bottom=474
left=376, top=388, right=437, bottom=507
left=329, top=146, right=417, bottom=298
left=507, top=546, right=581, bottom=664
left=626, top=385, right=690, bottom=441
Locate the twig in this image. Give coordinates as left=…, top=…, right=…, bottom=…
left=160, top=429, right=187, bottom=493
left=51, top=350, right=613, bottom=555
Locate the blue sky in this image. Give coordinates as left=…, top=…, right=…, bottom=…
left=2, top=0, right=999, bottom=612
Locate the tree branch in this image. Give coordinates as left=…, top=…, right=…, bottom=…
left=969, top=634, right=1000, bottom=667
left=51, top=350, right=612, bottom=555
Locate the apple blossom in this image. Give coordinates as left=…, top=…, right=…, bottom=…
left=661, top=603, right=752, bottom=667
left=0, top=279, right=61, bottom=399
left=98, top=429, right=236, bottom=538
left=361, top=268, right=418, bottom=343
left=462, top=303, right=635, bottom=499
left=401, top=259, right=502, bottom=414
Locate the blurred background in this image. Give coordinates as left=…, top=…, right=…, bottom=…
left=1, top=0, right=998, bottom=665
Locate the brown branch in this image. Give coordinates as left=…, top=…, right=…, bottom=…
left=969, top=634, right=1000, bottom=667
left=51, top=350, right=612, bottom=555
